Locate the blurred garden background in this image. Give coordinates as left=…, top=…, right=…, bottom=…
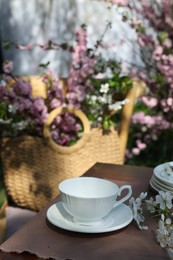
left=0, top=0, right=173, bottom=207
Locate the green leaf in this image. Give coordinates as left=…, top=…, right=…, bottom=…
left=3, top=42, right=11, bottom=50
left=159, top=31, right=168, bottom=43
left=103, top=119, right=110, bottom=130
left=39, top=61, right=50, bottom=68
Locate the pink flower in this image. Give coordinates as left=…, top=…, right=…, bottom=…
left=141, top=96, right=158, bottom=108
left=152, top=46, right=163, bottom=61
left=167, top=97, right=173, bottom=106
left=3, top=60, right=14, bottom=74
left=132, top=148, right=140, bottom=155
left=163, top=38, right=172, bottom=48
left=137, top=37, right=145, bottom=47
left=104, top=0, right=126, bottom=5
left=16, top=43, right=33, bottom=51
left=136, top=140, right=147, bottom=150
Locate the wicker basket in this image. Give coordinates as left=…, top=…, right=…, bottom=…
left=1, top=106, right=123, bottom=211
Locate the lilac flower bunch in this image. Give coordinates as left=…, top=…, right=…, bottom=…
left=0, top=26, right=132, bottom=146
left=0, top=63, right=48, bottom=137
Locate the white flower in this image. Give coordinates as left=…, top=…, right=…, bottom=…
left=0, top=119, right=12, bottom=124
left=104, top=68, right=113, bottom=78
left=12, top=121, right=28, bottom=130
left=8, top=103, right=19, bottom=113
left=146, top=197, right=156, bottom=213
left=109, top=102, right=122, bottom=111
left=139, top=192, right=148, bottom=200
left=107, top=94, right=112, bottom=104
left=122, top=98, right=130, bottom=105
left=100, top=83, right=109, bottom=94
left=90, top=95, right=97, bottom=103
left=108, top=99, right=129, bottom=111
left=156, top=191, right=173, bottom=210
left=1, top=79, right=6, bottom=86
left=129, top=190, right=173, bottom=248
left=156, top=227, right=168, bottom=248
left=129, top=194, right=148, bottom=230
left=155, top=215, right=173, bottom=247
left=166, top=218, right=172, bottom=225
left=98, top=94, right=112, bottom=104
left=98, top=96, right=107, bottom=104
left=161, top=214, right=165, bottom=222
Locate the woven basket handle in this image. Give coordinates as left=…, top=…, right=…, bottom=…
left=43, top=106, right=91, bottom=152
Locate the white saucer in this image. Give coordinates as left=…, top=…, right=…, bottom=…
left=150, top=178, right=173, bottom=195
left=150, top=179, right=161, bottom=194
left=47, top=202, right=133, bottom=233
left=152, top=175, right=173, bottom=191
left=154, top=162, right=173, bottom=186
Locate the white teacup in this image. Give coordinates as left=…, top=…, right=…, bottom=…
left=59, top=177, right=132, bottom=225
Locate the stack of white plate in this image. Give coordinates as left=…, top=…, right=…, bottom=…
left=150, top=162, right=173, bottom=194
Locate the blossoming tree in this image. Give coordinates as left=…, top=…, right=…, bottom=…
left=115, top=0, right=173, bottom=166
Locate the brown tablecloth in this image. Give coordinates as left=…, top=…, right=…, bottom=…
left=0, top=163, right=170, bottom=260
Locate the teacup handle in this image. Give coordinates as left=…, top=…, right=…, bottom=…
left=113, top=185, right=132, bottom=208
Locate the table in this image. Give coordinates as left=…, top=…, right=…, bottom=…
left=0, top=163, right=170, bottom=260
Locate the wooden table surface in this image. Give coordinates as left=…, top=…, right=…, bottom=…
left=0, top=163, right=170, bottom=260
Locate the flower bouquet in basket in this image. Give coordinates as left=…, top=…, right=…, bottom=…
left=0, top=26, right=132, bottom=211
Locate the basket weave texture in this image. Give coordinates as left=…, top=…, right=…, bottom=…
left=1, top=107, right=123, bottom=211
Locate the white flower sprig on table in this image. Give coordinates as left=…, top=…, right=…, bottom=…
left=129, top=190, right=173, bottom=248
left=129, top=192, right=148, bottom=230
